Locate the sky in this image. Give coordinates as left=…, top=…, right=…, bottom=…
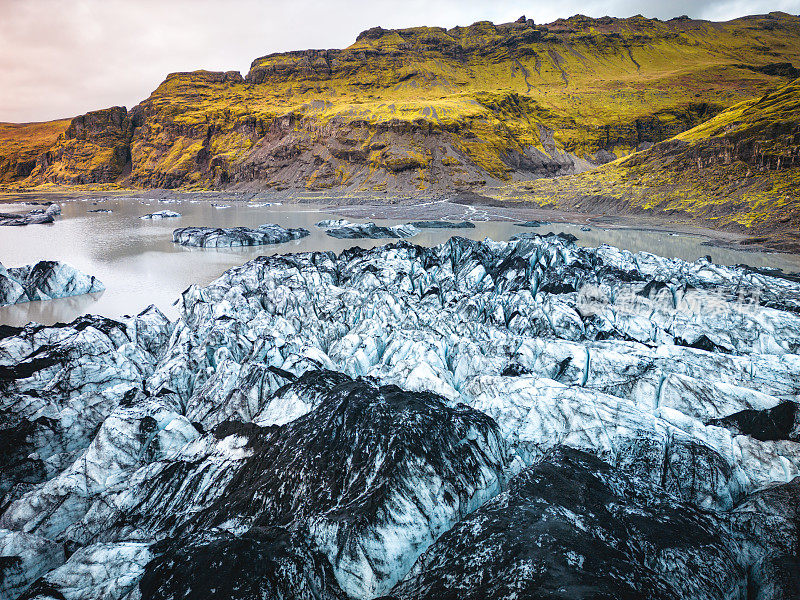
left=1, top=0, right=799, bottom=122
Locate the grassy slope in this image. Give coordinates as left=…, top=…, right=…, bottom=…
left=243, top=13, right=800, bottom=150
left=498, top=76, right=800, bottom=250
left=2, top=12, right=800, bottom=192
left=0, top=120, right=70, bottom=183
left=125, top=12, right=800, bottom=188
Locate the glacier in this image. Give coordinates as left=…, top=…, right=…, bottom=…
left=0, top=261, right=104, bottom=307
left=139, top=211, right=181, bottom=220
left=172, top=223, right=309, bottom=247
left=2, top=233, right=800, bottom=599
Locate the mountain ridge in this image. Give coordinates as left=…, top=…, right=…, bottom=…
left=1, top=11, right=799, bottom=222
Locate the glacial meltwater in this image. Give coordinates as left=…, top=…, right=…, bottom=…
left=1, top=196, right=799, bottom=326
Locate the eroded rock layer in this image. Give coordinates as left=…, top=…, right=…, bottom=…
left=2, top=234, right=800, bottom=599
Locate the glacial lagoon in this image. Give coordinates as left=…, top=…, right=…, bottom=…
left=2, top=196, right=799, bottom=326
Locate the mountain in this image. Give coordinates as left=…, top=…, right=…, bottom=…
left=2, top=11, right=800, bottom=194
left=503, top=74, right=800, bottom=250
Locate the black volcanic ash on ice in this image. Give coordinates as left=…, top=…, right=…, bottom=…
left=2, top=233, right=800, bottom=599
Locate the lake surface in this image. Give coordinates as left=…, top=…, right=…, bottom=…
left=2, top=196, right=800, bottom=327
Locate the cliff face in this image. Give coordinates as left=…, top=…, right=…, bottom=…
left=506, top=76, right=800, bottom=249
left=29, top=106, right=133, bottom=184
left=2, top=12, right=800, bottom=191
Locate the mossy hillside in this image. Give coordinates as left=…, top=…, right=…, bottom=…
left=27, top=107, right=133, bottom=184
left=126, top=72, right=557, bottom=188
left=108, top=12, right=800, bottom=189
left=4, top=12, right=800, bottom=190
left=500, top=76, right=800, bottom=249
left=0, top=120, right=70, bottom=183
left=245, top=12, right=800, bottom=155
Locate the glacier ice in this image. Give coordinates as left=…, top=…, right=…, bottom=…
left=139, top=211, right=180, bottom=219
left=0, top=261, right=104, bottom=306
left=172, top=223, right=309, bottom=247
left=2, top=233, right=800, bottom=599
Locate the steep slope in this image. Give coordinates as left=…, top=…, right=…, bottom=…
left=505, top=75, right=800, bottom=250
left=2, top=12, right=800, bottom=191
left=28, top=107, right=133, bottom=184
left=0, top=120, right=70, bottom=184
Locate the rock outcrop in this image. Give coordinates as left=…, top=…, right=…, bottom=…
left=0, top=260, right=103, bottom=306
left=28, top=107, right=133, bottom=185
left=2, top=234, right=800, bottom=598
left=172, top=223, right=309, bottom=247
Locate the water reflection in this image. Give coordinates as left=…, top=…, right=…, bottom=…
left=0, top=291, right=105, bottom=326
left=1, top=197, right=799, bottom=327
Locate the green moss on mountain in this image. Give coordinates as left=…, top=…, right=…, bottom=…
left=501, top=76, right=800, bottom=250
left=0, top=119, right=70, bottom=183
left=1, top=12, right=800, bottom=192
left=29, top=107, right=133, bottom=184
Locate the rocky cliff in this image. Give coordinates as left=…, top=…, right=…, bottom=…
left=28, top=107, right=133, bottom=184
left=2, top=11, right=800, bottom=192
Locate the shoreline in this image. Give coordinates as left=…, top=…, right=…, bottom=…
left=0, top=187, right=794, bottom=260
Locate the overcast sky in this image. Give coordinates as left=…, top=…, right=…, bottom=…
left=1, top=0, right=799, bottom=123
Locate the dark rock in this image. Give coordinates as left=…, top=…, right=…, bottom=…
left=675, top=333, right=733, bottom=353
left=736, top=62, right=800, bottom=79
left=500, top=363, right=531, bottom=376
left=139, top=527, right=347, bottom=600
left=710, top=401, right=800, bottom=442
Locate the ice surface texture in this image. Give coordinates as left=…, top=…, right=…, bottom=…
left=0, top=260, right=103, bottom=306
left=172, top=223, right=309, bottom=247
left=2, top=233, right=800, bottom=599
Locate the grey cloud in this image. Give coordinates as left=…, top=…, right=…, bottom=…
left=1, top=0, right=798, bottom=122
